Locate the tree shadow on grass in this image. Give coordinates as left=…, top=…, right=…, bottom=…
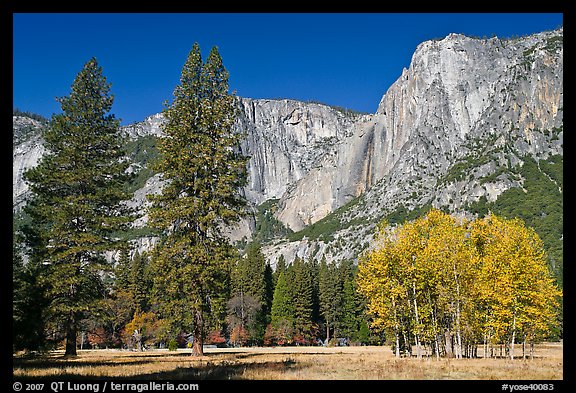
left=13, top=358, right=156, bottom=371
left=14, top=352, right=300, bottom=380
left=126, top=358, right=299, bottom=380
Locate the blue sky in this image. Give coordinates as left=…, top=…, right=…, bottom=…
left=13, top=13, right=563, bottom=125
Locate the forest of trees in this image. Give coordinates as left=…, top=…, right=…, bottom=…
left=79, top=244, right=373, bottom=351
left=12, top=44, right=562, bottom=359
left=357, top=209, right=562, bottom=359
left=12, top=43, right=374, bottom=355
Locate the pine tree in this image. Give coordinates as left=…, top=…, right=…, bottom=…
left=340, top=274, right=359, bottom=343
left=270, top=271, right=294, bottom=344
left=13, top=230, right=47, bottom=351
left=129, top=251, right=152, bottom=313
left=147, top=43, right=247, bottom=356
left=229, top=242, right=268, bottom=344
left=114, top=248, right=132, bottom=292
left=273, top=254, right=287, bottom=286
left=307, top=258, right=321, bottom=326
left=290, top=257, right=314, bottom=342
left=110, top=249, right=152, bottom=334
left=319, top=257, right=343, bottom=344
left=263, top=262, right=275, bottom=323
left=23, top=58, right=134, bottom=355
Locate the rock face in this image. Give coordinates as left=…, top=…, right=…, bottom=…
left=269, top=29, right=563, bottom=235
left=13, top=28, right=563, bottom=266
left=236, top=98, right=366, bottom=230
left=122, top=112, right=165, bottom=139
left=259, top=28, right=562, bottom=264
left=360, top=29, right=563, bottom=210
left=13, top=116, right=47, bottom=210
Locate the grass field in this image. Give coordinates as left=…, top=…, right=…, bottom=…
left=13, top=343, right=563, bottom=380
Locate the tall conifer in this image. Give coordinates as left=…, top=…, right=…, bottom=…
left=23, top=58, right=133, bottom=355
left=147, top=44, right=247, bottom=356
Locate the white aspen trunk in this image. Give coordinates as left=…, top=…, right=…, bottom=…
left=488, top=330, right=493, bottom=358
left=522, top=335, right=526, bottom=360
left=510, top=313, right=516, bottom=360
left=453, top=261, right=463, bottom=359
left=412, top=282, right=422, bottom=359
left=428, top=294, right=440, bottom=360
left=392, top=297, right=400, bottom=358
left=456, top=317, right=462, bottom=359
left=402, top=330, right=410, bottom=357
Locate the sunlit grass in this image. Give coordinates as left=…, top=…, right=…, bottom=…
left=13, top=343, right=562, bottom=380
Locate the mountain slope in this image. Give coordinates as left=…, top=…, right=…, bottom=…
left=266, top=28, right=562, bottom=277
left=12, top=28, right=563, bottom=279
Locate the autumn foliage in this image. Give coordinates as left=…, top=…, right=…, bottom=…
left=357, top=209, right=561, bottom=359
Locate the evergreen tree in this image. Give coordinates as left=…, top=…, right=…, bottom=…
left=114, top=248, right=132, bottom=291
left=109, top=249, right=153, bottom=335
left=307, top=257, right=321, bottom=326
left=129, top=251, right=152, bottom=312
left=263, top=262, right=275, bottom=323
left=147, top=43, right=247, bottom=356
left=290, top=257, right=314, bottom=342
left=340, top=274, right=360, bottom=343
left=23, top=58, right=134, bottom=355
left=273, top=254, right=287, bottom=286
left=270, top=271, right=294, bottom=344
left=235, top=242, right=267, bottom=303
left=319, top=257, right=342, bottom=344
left=228, top=242, right=267, bottom=344
left=13, top=231, right=47, bottom=351
left=101, top=247, right=137, bottom=347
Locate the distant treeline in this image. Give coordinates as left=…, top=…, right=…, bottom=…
left=13, top=108, right=48, bottom=123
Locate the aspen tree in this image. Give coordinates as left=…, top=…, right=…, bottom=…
left=358, top=209, right=561, bottom=359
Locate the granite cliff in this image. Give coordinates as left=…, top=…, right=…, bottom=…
left=13, top=28, right=563, bottom=272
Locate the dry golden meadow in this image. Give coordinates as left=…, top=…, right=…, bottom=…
left=13, top=343, right=562, bottom=380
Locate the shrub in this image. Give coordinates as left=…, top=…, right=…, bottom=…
left=168, top=338, right=178, bottom=351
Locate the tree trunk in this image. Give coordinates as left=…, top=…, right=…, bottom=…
left=134, top=330, right=143, bottom=351
left=392, top=297, right=400, bottom=358
left=510, top=313, right=516, bottom=360
left=444, top=330, right=454, bottom=358
left=522, top=335, right=526, bottom=360
left=453, top=262, right=462, bottom=359
left=192, top=310, right=204, bottom=357
left=65, top=312, right=77, bottom=356
left=412, top=282, right=422, bottom=359
left=429, top=297, right=440, bottom=360
left=455, top=312, right=462, bottom=359
left=402, top=329, right=410, bottom=357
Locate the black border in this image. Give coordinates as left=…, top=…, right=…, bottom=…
left=6, top=3, right=571, bottom=392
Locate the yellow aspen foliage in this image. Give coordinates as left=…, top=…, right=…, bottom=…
left=470, top=214, right=561, bottom=358
left=357, top=209, right=561, bottom=358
